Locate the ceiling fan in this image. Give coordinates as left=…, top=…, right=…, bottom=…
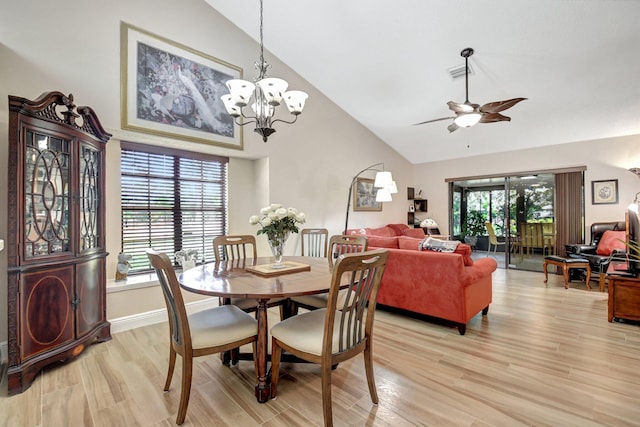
left=414, top=47, right=526, bottom=133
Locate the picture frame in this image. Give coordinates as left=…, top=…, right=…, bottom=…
left=121, top=22, right=243, bottom=150
left=353, top=178, right=382, bottom=211
left=409, top=204, right=415, bottom=212
left=592, top=179, right=619, bottom=204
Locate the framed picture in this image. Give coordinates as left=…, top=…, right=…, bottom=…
left=353, top=178, right=382, bottom=211
left=409, top=204, right=415, bottom=212
left=592, top=179, right=619, bottom=204
left=121, top=22, right=243, bottom=150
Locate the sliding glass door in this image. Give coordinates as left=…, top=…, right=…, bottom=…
left=449, top=172, right=563, bottom=272
left=506, top=174, right=555, bottom=271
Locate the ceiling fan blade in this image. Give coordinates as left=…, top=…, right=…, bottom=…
left=447, top=101, right=479, bottom=114
left=479, top=112, right=511, bottom=123
left=413, top=116, right=453, bottom=126
left=480, top=97, right=527, bottom=114
left=447, top=122, right=460, bottom=133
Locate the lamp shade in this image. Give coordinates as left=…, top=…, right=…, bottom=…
left=221, top=95, right=241, bottom=117
left=225, top=79, right=255, bottom=107
left=387, top=180, right=398, bottom=194
left=454, top=112, right=482, bottom=128
left=283, top=90, right=308, bottom=115
left=373, top=171, right=393, bottom=188
left=376, top=188, right=392, bottom=202
left=256, top=78, right=288, bottom=106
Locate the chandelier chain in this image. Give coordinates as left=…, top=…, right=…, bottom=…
left=257, top=0, right=268, bottom=80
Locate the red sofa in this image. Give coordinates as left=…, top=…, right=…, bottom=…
left=348, top=224, right=497, bottom=335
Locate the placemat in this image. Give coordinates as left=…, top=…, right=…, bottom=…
left=246, top=261, right=311, bottom=277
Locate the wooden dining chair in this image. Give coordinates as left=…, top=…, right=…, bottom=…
left=146, top=249, right=258, bottom=426
left=213, top=234, right=287, bottom=364
left=327, top=234, right=369, bottom=269
left=213, top=235, right=257, bottom=263
left=270, top=249, right=390, bottom=427
left=301, top=228, right=329, bottom=257
left=290, top=234, right=369, bottom=312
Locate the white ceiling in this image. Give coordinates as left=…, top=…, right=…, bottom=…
left=205, top=0, right=640, bottom=164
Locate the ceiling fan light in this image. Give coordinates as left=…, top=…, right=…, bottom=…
left=454, top=112, right=482, bottom=128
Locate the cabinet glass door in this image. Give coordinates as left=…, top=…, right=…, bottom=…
left=24, top=131, right=71, bottom=257
left=79, top=143, right=102, bottom=252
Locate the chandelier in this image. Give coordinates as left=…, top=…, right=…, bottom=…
left=221, top=0, right=308, bottom=142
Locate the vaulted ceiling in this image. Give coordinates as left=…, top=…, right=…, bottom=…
left=205, top=0, right=640, bottom=164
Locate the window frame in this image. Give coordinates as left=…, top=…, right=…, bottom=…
left=120, top=141, right=228, bottom=274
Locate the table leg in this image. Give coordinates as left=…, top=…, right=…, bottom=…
left=254, top=298, right=271, bottom=403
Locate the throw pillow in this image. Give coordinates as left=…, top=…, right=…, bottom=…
left=453, top=243, right=474, bottom=266
left=403, top=228, right=426, bottom=238
left=420, top=236, right=459, bottom=253
left=398, top=236, right=423, bottom=250
left=386, top=223, right=410, bottom=236
left=367, top=236, right=399, bottom=249
left=596, top=230, right=627, bottom=256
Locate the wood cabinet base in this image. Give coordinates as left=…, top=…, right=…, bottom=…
left=8, top=322, right=111, bottom=395
left=608, top=275, right=640, bottom=322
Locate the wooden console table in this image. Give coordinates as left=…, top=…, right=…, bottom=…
left=608, top=275, right=640, bottom=322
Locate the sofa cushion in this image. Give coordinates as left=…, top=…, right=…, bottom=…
left=386, top=223, right=410, bottom=236
left=397, top=236, right=423, bottom=250
left=596, top=230, right=626, bottom=256
left=367, top=226, right=396, bottom=237
left=367, top=236, right=399, bottom=249
left=402, top=228, right=426, bottom=238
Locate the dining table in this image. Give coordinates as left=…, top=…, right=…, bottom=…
left=178, top=256, right=334, bottom=403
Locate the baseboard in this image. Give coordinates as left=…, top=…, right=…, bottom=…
left=109, top=297, right=219, bottom=334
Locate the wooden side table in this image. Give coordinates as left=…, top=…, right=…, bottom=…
left=608, top=275, right=640, bottom=322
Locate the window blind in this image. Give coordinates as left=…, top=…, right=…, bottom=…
left=121, top=142, right=228, bottom=273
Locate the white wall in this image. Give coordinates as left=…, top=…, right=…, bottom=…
left=0, top=0, right=411, bottom=341
left=413, top=134, right=640, bottom=237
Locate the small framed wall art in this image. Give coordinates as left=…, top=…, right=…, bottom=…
left=592, top=179, right=618, bottom=204
left=353, top=178, right=382, bottom=211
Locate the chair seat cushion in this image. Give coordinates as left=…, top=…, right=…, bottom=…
left=188, top=305, right=257, bottom=349
left=545, top=255, right=589, bottom=264
left=271, top=308, right=347, bottom=356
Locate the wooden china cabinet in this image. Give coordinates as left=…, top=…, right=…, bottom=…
left=6, top=91, right=112, bottom=394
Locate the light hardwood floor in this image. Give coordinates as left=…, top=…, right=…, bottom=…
left=2, top=268, right=640, bottom=426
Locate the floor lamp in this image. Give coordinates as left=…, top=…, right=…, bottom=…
left=343, top=163, right=396, bottom=235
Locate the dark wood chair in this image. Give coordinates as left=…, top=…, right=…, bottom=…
left=270, top=249, right=390, bottom=427
left=146, top=249, right=257, bottom=425
left=212, top=235, right=287, bottom=363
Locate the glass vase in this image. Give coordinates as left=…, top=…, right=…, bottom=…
left=268, top=233, right=289, bottom=268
